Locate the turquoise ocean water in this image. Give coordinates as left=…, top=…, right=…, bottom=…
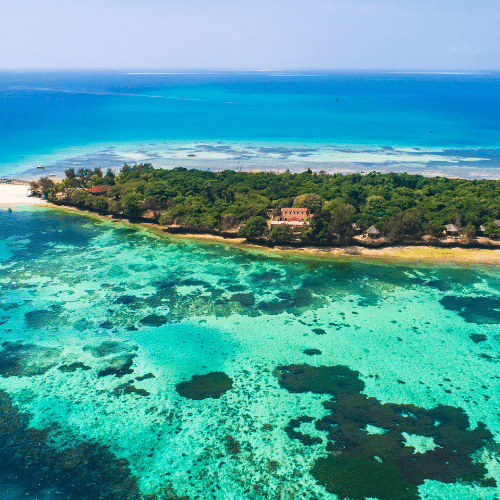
left=1, top=71, right=500, bottom=179
left=0, top=207, right=500, bottom=499
left=1, top=72, right=500, bottom=499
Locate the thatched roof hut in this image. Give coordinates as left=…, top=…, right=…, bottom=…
left=366, top=225, right=380, bottom=238
left=444, top=224, right=459, bottom=235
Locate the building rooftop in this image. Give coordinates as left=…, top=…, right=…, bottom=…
left=86, top=185, right=112, bottom=194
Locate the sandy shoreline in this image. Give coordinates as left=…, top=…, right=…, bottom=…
left=39, top=204, right=500, bottom=266
left=0, top=184, right=47, bottom=206
left=161, top=232, right=500, bottom=266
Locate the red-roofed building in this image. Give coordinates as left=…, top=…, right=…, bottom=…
left=85, top=185, right=112, bottom=195
left=270, top=207, right=313, bottom=226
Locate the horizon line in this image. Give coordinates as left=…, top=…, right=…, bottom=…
left=0, top=67, right=499, bottom=73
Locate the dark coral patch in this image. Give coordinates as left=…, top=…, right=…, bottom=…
left=224, top=435, right=241, bottom=455
left=97, top=354, right=136, bottom=378
left=275, top=364, right=364, bottom=395
left=0, top=341, right=61, bottom=377
left=411, top=277, right=451, bottom=292
left=136, top=373, right=155, bottom=381
left=176, top=371, right=233, bottom=400
left=84, top=341, right=137, bottom=358
left=114, top=295, right=137, bottom=305
left=312, top=328, right=327, bottom=335
left=180, top=279, right=212, bottom=288
left=58, top=362, right=92, bottom=373
left=284, top=416, right=322, bottom=446
left=470, top=333, right=487, bottom=343
left=24, top=309, right=60, bottom=328
left=311, top=455, right=419, bottom=500
left=439, top=296, right=500, bottom=324
left=113, top=382, right=149, bottom=397
left=276, top=363, right=494, bottom=500
left=258, top=289, right=316, bottom=315
left=0, top=390, right=154, bottom=500
left=140, top=314, right=168, bottom=327
left=230, top=293, right=255, bottom=307
left=303, top=349, right=322, bottom=356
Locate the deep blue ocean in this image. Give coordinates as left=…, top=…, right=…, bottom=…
left=1, top=70, right=500, bottom=178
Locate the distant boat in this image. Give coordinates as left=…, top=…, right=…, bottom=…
left=37, top=166, right=45, bottom=169
left=187, top=154, right=196, bottom=157
left=49, top=174, right=56, bottom=177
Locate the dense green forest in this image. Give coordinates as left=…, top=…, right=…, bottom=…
left=33, top=164, right=500, bottom=245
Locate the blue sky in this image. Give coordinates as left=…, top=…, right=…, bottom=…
left=1, top=0, right=499, bottom=70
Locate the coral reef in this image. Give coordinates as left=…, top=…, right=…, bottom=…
left=0, top=390, right=146, bottom=500
left=440, top=296, right=500, bottom=324
left=277, top=363, right=495, bottom=500
left=98, top=354, right=136, bottom=378
left=58, top=362, right=92, bottom=373
left=176, top=372, right=234, bottom=400
left=0, top=341, right=62, bottom=377
left=303, top=349, right=322, bottom=356
left=275, top=364, right=364, bottom=395
left=84, top=341, right=137, bottom=358
left=140, top=314, right=169, bottom=327
left=230, top=293, right=255, bottom=307
left=113, top=382, right=150, bottom=397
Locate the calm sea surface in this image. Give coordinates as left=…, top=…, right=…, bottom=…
left=1, top=72, right=500, bottom=499
left=1, top=71, right=500, bottom=178
left=0, top=207, right=499, bottom=499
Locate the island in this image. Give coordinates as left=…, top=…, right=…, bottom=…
left=30, top=163, right=500, bottom=251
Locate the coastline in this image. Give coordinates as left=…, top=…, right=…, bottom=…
left=37, top=202, right=500, bottom=267
left=0, top=184, right=47, bottom=206
left=4, top=182, right=500, bottom=266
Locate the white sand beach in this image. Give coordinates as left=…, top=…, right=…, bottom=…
left=0, top=184, right=46, bottom=205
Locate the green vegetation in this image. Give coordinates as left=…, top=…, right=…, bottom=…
left=37, top=164, right=500, bottom=245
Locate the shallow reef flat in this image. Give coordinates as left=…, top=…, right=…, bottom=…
left=0, top=207, right=499, bottom=499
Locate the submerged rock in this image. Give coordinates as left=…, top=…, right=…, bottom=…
left=176, top=371, right=233, bottom=400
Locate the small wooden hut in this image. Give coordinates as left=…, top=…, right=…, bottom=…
left=444, top=224, right=459, bottom=236
left=366, top=225, right=380, bottom=238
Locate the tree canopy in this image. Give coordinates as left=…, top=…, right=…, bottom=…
left=42, top=164, right=500, bottom=244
